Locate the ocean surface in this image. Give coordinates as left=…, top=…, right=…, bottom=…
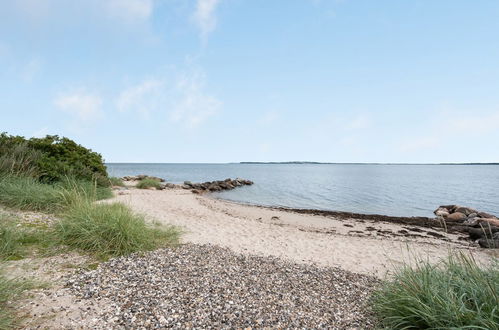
left=107, top=163, right=499, bottom=218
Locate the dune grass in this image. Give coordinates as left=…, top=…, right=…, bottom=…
left=0, top=271, right=29, bottom=329
left=54, top=202, right=179, bottom=258
left=136, top=178, right=161, bottom=189
left=0, top=175, right=112, bottom=212
left=371, top=253, right=499, bottom=329
left=0, top=214, right=51, bottom=261
left=109, top=177, right=125, bottom=187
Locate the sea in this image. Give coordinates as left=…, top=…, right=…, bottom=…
left=106, top=163, right=499, bottom=218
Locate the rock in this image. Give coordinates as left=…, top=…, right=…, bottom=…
left=478, top=238, right=499, bottom=248
left=478, top=211, right=497, bottom=219
left=184, top=181, right=193, bottom=187
left=467, top=213, right=478, bottom=219
left=434, top=208, right=450, bottom=217
left=455, top=206, right=478, bottom=216
left=477, top=218, right=499, bottom=228
left=181, top=184, right=191, bottom=189
left=439, top=205, right=457, bottom=212
left=463, top=217, right=479, bottom=226
left=446, top=212, right=467, bottom=222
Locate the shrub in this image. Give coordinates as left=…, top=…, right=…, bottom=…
left=109, top=177, right=125, bottom=187
left=0, top=133, right=109, bottom=186
left=136, top=178, right=161, bottom=189
left=54, top=202, right=179, bottom=257
left=371, top=253, right=499, bottom=329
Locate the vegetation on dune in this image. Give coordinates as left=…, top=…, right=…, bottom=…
left=0, top=272, right=28, bottom=330
left=55, top=202, right=179, bottom=258
left=0, top=132, right=181, bottom=327
left=109, top=177, right=125, bottom=187
left=371, top=253, right=499, bottom=329
left=136, top=177, right=161, bottom=189
left=0, top=132, right=109, bottom=186
left=0, top=214, right=50, bottom=261
left=0, top=175, right=112, bottom=212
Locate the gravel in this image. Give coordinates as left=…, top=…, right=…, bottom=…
left=68, top=244, right=379, bottom=329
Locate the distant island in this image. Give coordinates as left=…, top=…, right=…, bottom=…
left=239, top=162, right=499, bottom=165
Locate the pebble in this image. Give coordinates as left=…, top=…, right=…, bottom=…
left=68, top=244, right=379, bottom=328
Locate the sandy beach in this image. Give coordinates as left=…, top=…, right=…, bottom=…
left=112, top=187, right=494, bottom=278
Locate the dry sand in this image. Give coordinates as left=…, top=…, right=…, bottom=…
left=112, top=188, right=493, bottom=278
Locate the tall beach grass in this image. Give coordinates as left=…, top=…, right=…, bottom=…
left=54, top=202, right=179, bottom=258
left=136, top=178, right=161, bottom=189
left=371, top=252, right=499, bottom=329
left=0, top=175, right=112, bottom=212
left=0, top=271, right=29, bottom=329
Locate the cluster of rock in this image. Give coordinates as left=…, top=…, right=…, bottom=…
left=122, top=174, right=165, bottom=182
left=181, top=178, right=254, bottom=193
left=434, top=205, right=499, bottom=248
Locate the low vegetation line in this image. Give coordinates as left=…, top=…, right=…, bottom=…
left=371, top=252, right=499, bottom=329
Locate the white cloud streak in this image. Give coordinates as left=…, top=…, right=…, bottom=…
left=171, top=70, right=221, bottom=128
left=192, top=0, right=222, bottom=41
left=105, top=0, right=153, bottom=22
left=116, top=78, right=163, bottom=117
left=55, top=91, right=103, bottom=121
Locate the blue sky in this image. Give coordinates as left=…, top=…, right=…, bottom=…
left=1, top=0, right=499, bottom=163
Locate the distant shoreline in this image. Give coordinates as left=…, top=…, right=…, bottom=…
left=106, top=162, right=499, bottom=165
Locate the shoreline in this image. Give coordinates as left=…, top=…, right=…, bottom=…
left=112, top=187, right=496, bottom=277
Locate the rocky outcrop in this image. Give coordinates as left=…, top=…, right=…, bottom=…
left=181, top=178, right=253, bottom=193
left=122, top=175, right=165, bottom=182
left=434, top=205, right=499, bottom=248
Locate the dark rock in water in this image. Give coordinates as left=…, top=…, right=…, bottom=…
left=434, top=207, right=450, bottom=217
left=177, top=178, right=254, bottom=193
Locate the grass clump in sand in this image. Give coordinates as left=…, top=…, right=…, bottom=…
left=0, top=271, right=29, bottom=329
left=136, top=178, right=161, bottom=190
left=109, top=177, right=125, bottom=187
left=0, top=215, right=52, bottom=261
left=371, top=253, right=499, bottom=329
left=55, top=202, right=179, bottom=258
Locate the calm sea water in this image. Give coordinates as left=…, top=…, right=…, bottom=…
left=106, top=163, right=499, bottom=218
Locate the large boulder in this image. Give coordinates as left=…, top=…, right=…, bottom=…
left=478, top=211, right=497, bottom=219
left=434, top=207, right=450, bottom=217
left=455, top=206, right=478, bottom=216
left=478, top=218, right=499, bottom=227
left=446, top=212, right=467, bottom=222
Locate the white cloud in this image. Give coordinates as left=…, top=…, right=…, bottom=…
left=116, top=78, right=163, bottom=117
left=171, top=70, right=221, bottom=127
left=346, top=114, right=370, bottom=130
left=54, top=91, right=103, bottom=121
left=21, top=58, right=42, bottom=82
left=259, top=110, right=279, bottom=126
left=105, top=0, right=153, bottom=22
left=192, top=0, right=222, bottom=41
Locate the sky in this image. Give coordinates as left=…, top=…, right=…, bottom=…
left=1, top=0, right=499, bottom=163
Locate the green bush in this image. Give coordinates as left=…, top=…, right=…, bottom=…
left=371, top=253, right=499, bottom=329
left=0, top=175, right=112, bottom=212
left=54, top=202, right=179, bottom=257
left=0, top=133, right=109, bottom=186
left=109, top=177, right=125, bottom=187
left=136, top=178, right=161, bottom=189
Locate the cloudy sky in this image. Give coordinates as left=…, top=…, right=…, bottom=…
left=1, top=0, right=499, bottom=163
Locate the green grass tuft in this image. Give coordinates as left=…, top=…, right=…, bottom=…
left=371, top=253, right=499, bottom=329
left=54, top=202, right=179, bottom=258
left=109, top=177, right=125, bottom=187
left=0, top=214, right=53, bottom=261
left=0, top=175, right=113, bottom=212
left=136, top=178, right=161, bottom=190
left=0, top=271, right=29, bottom=329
